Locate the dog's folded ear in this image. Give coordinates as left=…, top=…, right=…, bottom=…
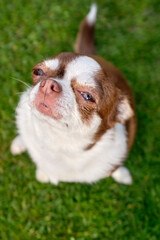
left=116, top=93, right=134, bottom=123
left=108, top=89, right=134, bottom=126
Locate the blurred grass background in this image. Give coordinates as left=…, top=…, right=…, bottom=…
left=0, top=0, right=160, bottom=239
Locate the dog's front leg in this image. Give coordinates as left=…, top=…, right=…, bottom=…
left=10, top=135, right=26, bottom=155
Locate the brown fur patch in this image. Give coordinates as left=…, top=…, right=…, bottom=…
left=91, top=69, right=118, bottom=144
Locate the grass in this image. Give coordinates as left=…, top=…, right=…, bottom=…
left=0, top=0, right=160, bottom=239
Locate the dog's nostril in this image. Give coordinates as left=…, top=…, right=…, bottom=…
left=51, top=84, right=55, bottom=91
left=40, top=79, right=62, bottom=94
left=40, top=80, right=46, bottom=87
left=50, top=81, right=62, bottom=93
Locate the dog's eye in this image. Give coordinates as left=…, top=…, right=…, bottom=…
left=80, top=92, right=95, bottom=102
left=33, top=69, right=44, bottom=76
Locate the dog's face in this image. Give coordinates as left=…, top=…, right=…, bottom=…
left=30, top=52, right=133, bottom=137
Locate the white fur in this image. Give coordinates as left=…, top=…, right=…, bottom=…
left=44, top=58, right=59, bottom=70
left=118, top=98, right=134, bottom=123
left=86, top=4, right=97, bottom=25
left=12, top=56, right=131, bottom=185
left=66, top=56, right=101, bottom=86
left=36, top=168, right=49, bottom=183
left=111, top=166, right=133, bottom=185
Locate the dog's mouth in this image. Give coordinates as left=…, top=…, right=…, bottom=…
left=35, top=101, right=63, bottom=120
left=36, top=101, right=53, bottom=117
left=40, top=102, right=49, bottom=109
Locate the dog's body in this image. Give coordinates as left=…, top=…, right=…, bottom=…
left=11, top=5, right=136, bottom=185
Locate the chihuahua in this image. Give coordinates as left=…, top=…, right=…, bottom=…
left=11, top=4, right=136, bottom=185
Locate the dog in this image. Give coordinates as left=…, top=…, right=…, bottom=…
left=11, top=4, right=137, bottom=185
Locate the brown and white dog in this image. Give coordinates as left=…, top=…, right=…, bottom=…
left=11, top=4, right=136, bottom=185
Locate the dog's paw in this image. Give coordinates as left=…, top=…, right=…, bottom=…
left=36, top=168, right=58, bottom=185
left=111, top=166, right=132, bottom=185
left=10, top=136, right=26, bottom=155
left=36, top=168, right=49, bottom=183
left=49, top=176, right=59, bottom=185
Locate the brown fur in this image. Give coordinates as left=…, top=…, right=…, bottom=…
left=75, top=19, right=95, bottom=55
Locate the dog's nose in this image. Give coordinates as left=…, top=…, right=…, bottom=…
left=40, top=79, right=62, bottom=94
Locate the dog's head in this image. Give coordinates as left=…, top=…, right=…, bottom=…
left=30, top=52, right=133, bottom=140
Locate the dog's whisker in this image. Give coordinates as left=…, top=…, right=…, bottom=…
left=10, top=77, right=31, bottom=88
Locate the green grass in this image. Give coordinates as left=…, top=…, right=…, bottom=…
left=0, top=0, right=160, bottom=239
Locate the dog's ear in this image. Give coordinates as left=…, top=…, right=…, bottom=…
left=108, top=89, right=134, bottom=126
left=116, top=95, right=134, bottom=123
